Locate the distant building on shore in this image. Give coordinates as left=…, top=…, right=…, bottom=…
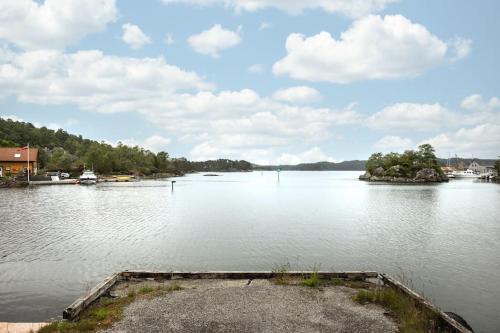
left=0, top=147, right=39, bottom=177
left=468, top=159, right=496, bottom=175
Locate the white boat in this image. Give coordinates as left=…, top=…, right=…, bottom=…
left=79, top=170, right=97, bottom=184
left=451, top=169, right=480, bottom=178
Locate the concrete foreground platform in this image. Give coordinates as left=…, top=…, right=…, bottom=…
left=102, top=279, right=397, bottom=333
left=0, top=322, right=47, bottom=333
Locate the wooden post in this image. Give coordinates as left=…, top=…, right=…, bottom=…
left=171, top=180, right=176, bottom=192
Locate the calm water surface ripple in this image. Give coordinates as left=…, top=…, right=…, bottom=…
left=1, top=171, right=499, bottom=332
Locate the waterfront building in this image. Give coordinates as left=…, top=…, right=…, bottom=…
left=468, top=159, right=497, bottom=175
left=0, top=147, right=39, bottom=177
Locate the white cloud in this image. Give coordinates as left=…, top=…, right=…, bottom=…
left=0, top=114, right=24, bottom=122
left=421, top=123, right=500, bottom=158
left=188, top=24, right=241, bottom=58
left=0, top=48, right=212, bottom=112
left=164, top=33, right=175, bottom=45
left=367, top=103, right=453, bottom=131
left=276, top=147, right=336, bottom=165
left=272, top=86, right=321, bottom=104
left=121, top=23, right=151, bottom=49
left=0, top=0, right=117, bottom=50
left=161, top=0, right=396, bottom=17
left=46, top=123, right=62, bottom=131
left=141, top=89, right=360, bottom=140
left=0, top=114, right=79, bottom=130
left=248, top=63, right=264, bottom=74
left=461, top=94, right=500, bottom=112
left=273, top=15, right=467, bottom=83
left=450, top=37, right=472, bottom=61
left=120, top=135, right=171, bottom=152
left=189, top=143, right=337, bottom=165
left=374, top=136, right=412, bottom=149
left=0, top=47, right=362, bottom=164
left=259, top=22, right=272, bottom=31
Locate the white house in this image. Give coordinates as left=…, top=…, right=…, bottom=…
left=468, top=160, right=495, bottom=174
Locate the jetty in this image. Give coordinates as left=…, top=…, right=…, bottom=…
left=29, top=271, right=474, bottom=333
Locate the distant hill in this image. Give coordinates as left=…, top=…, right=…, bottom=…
left=253, top=160, right=366, bottom=171
left=254, top=158, right=497, bottom=171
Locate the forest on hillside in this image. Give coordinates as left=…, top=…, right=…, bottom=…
left=0, top=118, right=251, bottom=175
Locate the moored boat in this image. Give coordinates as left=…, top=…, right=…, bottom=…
left=79, top=170, right=97, bottom=185
left=451, top=169, right=480, bottom=178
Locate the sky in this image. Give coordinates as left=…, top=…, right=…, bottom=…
left=0, top=0, right=499, bottom=164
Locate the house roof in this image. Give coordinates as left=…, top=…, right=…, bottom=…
left=0, top=147, right=39, bottom=162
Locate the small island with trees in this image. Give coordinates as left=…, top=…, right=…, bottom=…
left=359, top=144, right=449, bottom=183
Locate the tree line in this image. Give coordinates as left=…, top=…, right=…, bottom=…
left=0, top=118, right=251, bottom=175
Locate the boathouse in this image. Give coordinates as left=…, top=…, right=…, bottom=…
left=0, top=147, right=39, bottom=177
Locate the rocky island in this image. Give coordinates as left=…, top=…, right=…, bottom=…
left=359, top=144, right=448, bottom=183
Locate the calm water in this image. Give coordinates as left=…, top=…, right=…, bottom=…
left=0, top=171, right=499, bottom=332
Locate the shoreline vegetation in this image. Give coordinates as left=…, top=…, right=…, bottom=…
left=0, top=118, right=252, bottom=179
left=359, top=144, right=449, bottom=183
left=1, top=119, right=498, bottom=185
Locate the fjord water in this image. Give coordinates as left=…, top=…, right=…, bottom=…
left=0, top=171, right=499, bottom=332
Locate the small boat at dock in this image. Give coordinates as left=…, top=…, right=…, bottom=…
left=451, top=169, right=480, bottom=178
left=79, top=170, right=97, bottom=185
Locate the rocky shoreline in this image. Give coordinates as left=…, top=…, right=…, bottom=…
left=0, top=177, right=29, bottom=188
left=359, top=167, right=448, bottom=183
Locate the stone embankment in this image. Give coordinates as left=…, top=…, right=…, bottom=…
left=359, top=166, right=449, bottom=183
left=0, top=178, right=28, bottom=188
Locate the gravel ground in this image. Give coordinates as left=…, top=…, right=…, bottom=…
left=103, top=279, right=397, bottom=333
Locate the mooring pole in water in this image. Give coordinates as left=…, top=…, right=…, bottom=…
left=171, top=180, right=176, bottom=192
left=277, top=168, right=281, bottom=183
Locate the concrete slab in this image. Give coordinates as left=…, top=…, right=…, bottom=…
left=103, top=279, right=397, bottom=333
left=0, top=323, right=47, bottom=333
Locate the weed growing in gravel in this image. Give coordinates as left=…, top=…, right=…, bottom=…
left=353, top=287, right=441, bottom=333
left=38, top=283, right=184, bottom=333
left=302, top=266, right=320, bottom=287
left=272, top=263, right=292, bottom=285
left=137, top=286, right=155, bottom=294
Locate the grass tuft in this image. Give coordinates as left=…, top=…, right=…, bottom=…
left=353, top=287, right=440, bottom=333
left=137, top=286, right=155, bottom=294
left=302, top=266, right=320, bottom=288
left=38, top=282, right=184, bottom=332
left=271, top=263, right=291, bottom=285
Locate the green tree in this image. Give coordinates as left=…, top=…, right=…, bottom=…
left=366, top=153, right=384, bottom=173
